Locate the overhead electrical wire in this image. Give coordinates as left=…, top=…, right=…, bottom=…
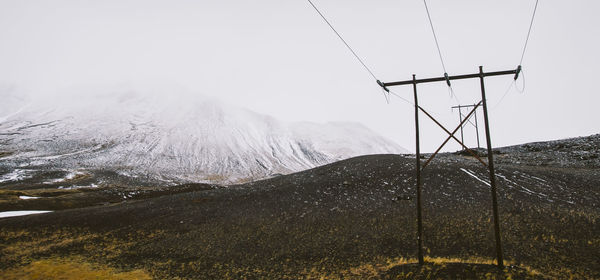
left=381, top=87, right=390, bottom=103
left=520, top=0, right=539, bottom=65
left=492, top=80, right=516, bottom=111
left=494, top=0, right=538, bottom=110
left=423, top=0, right=462, bottom=104
left=306, top=0, right=377, bottom=81
left=423, top=0, right=447, bottom=74
left=515, top=70, right=525, bottom=93
left=306, top=0, right=397, bottom=104
left=388, top=89, right=414, bottom=106
left=305, top=0, right=539, bottom=110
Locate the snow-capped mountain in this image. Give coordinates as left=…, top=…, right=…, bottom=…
left=0, top=88, right=407, bottom=184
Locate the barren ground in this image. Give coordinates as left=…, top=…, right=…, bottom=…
left=1, top=135, right=599, bottom=279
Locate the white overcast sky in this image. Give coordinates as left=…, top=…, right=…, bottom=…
left=0, top=0, right=598, bottom=152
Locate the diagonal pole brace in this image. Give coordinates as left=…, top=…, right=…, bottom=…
left=460, top=112, right=478, bottom=129
left=419, top=104, right=487, bottom=168
left=421, top=101, right=483, bottom=170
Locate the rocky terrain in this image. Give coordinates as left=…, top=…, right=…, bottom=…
left=495, top=134, right=600, bottom=168
left=0, top=134, right=598, bottom=279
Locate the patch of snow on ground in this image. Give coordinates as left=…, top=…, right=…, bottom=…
left=459, top=168, right=490, bottom=187
left=0, top=169, right=33, bottom=183
left=45, top=170, right=87, bottom=184
left=0, top=210, right=52, bottom=218
left=18, top=195, right=40, bottom=200
left=495, top=173, right=518, bottom=187
left=58, top=183, right=98, bottom=190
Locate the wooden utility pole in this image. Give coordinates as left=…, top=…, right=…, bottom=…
left=478, top=66, right=504, bottom=268
left=412, top=74, right=424, bottom=265
left=452, top=104, right=481, bottom=149
left=378, top=65, right=520, bottom=269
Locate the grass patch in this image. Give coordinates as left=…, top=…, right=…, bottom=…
left=1, top=257, right=151, bottom=280
left=310, top=256, right=547, bottom=279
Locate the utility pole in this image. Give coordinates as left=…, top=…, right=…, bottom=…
left=452, top=104, right=481, bottom=150
left=478, top=66, right=504, bottom=268
left=378, top=65, right=520, bottom=269
left=458, top=106, right=464, bottom=149
left=413, top=74, right=424, bottom=265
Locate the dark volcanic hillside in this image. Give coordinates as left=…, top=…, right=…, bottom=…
left=0, top=135, right=599, bottom=279
left=495, top=133, right=600, bottom=168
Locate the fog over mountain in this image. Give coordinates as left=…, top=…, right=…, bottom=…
left=0, top=87, right=407, bottom=184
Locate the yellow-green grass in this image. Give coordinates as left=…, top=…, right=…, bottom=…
left=1, top=257, right=151, bottom=280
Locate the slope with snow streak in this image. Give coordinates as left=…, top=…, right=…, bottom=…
left=0, top=90, right=407, bottom=184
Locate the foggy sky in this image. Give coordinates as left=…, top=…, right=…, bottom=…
left=1, top=0, right=598, bottom=153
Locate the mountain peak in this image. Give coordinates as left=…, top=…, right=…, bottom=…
left=0, top=89, right=407, bottom=184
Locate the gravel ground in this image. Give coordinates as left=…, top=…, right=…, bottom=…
left=0, top=134, right=598, bottom=279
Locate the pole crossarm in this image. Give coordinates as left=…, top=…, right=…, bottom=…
left=452, top=104, right=479, bottom=109
left=420, top=101, right=485, bottom=170
left=380, top=67, right=520, bottom=88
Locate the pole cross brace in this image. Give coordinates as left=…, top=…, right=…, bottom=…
left=420, top=101, right=487, bottom=170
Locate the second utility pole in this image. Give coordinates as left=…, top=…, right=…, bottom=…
left=451, top=104, right=481, bottom=149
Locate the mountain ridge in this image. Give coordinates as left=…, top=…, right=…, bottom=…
left=0, top=89, right=407, bottom=184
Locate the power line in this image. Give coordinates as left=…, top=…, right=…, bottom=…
left=388, top=89, right=414, bottom=106
left=448, top=86, right=461, bottom=104
left=491, top=79, right=516, bottom=111
left=306, top=0, right=537, bottom=110
left=423, top=0, right=447, bottom=74
left=520, top=0, right=539, bottom=65
left=381, top=87, right=390, bottom=104
left=491, top=68, right=526, bottom=111
left=305, top=0, right=396, bottom=104
left=423, top=0, right=464, bottom=105
left=306, top=0, right=378, bottom=81
left=493, top=1, right=538, bottom=110
left=515, top=69, right=526, bottom=93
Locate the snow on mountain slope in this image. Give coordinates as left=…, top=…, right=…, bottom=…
left=0, top=89, right=407, bottom=184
